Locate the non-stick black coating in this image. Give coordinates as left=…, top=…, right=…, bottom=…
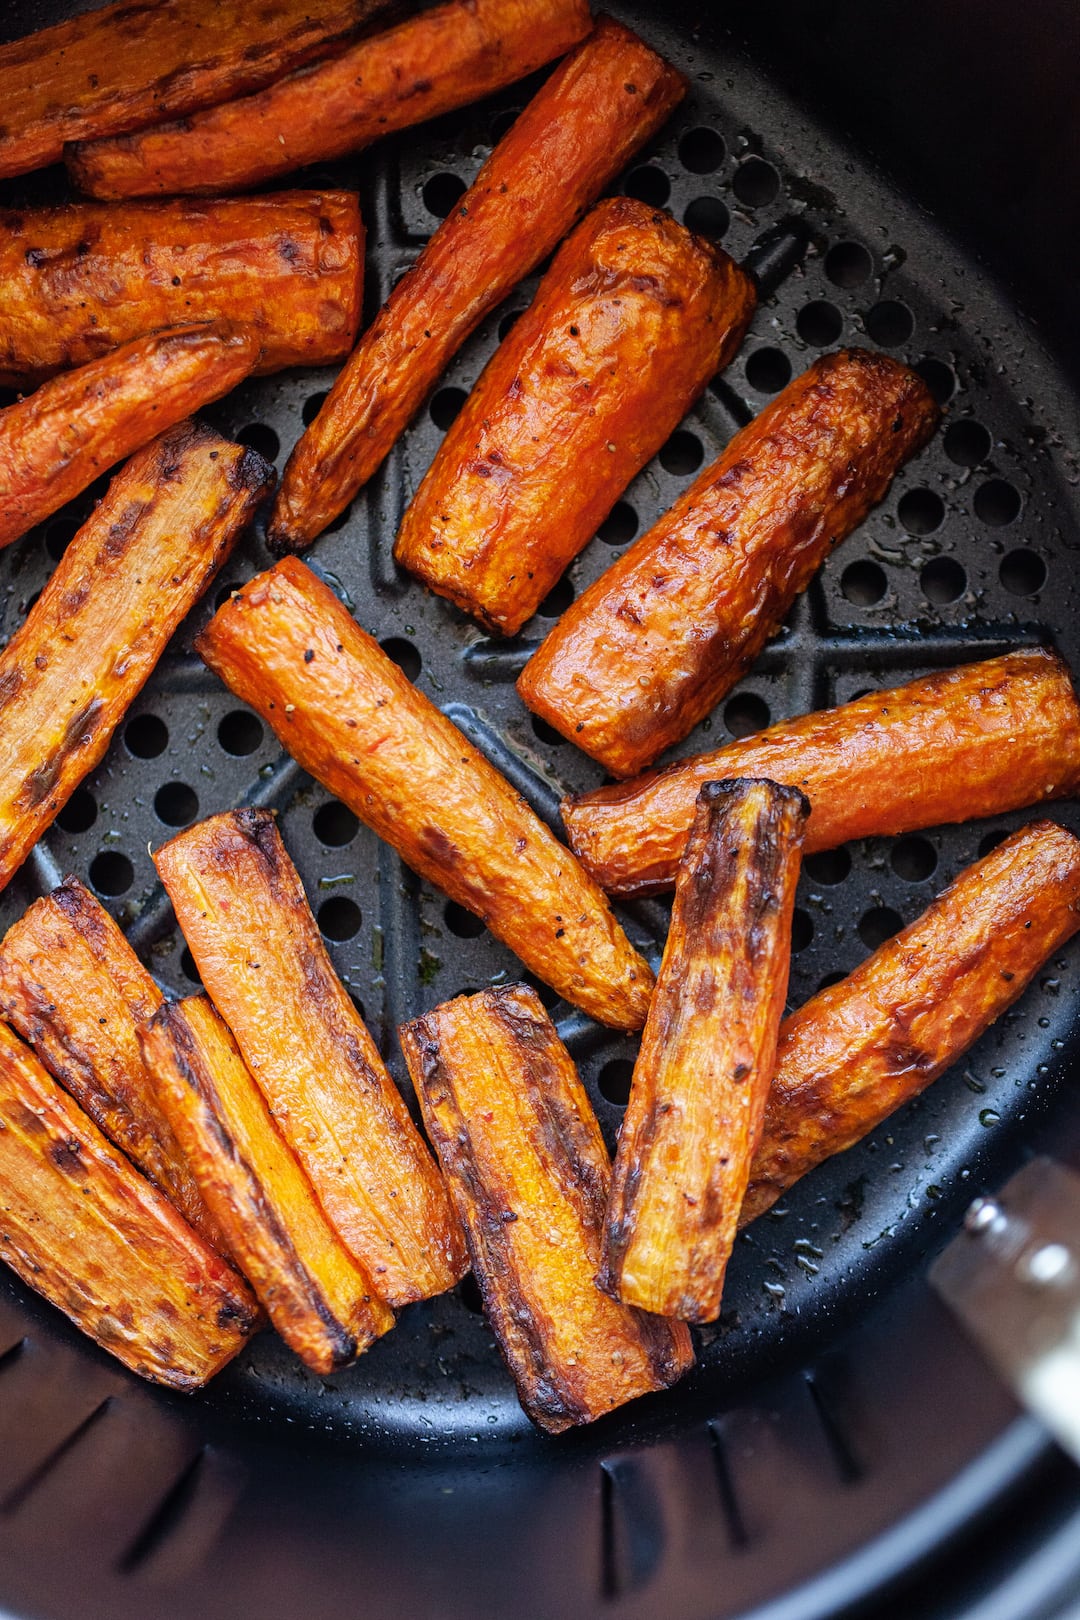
left=0, top=2, right=1078, bottom=1618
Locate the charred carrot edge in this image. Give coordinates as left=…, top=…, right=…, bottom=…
left=0, top=323, right=260, bottom=551
left=600, top=779, right=807, bottom=1321
left=154, top=809, right=467, bottom=1310
left=0, top=420, right=272, bottom=898
left=0, top=0, right=387, bottom=181
left=268, top=16, right=686, bottom=550
left=395, top=196, right=756, bottom=636
left=562, top=649, right=1080, bottom=897
left=69, top=0, right=593, bottom=201
left=741, top=820, right=1080, bottom=1226
left=518, top=349, right=940, bottom=777
left=0, top=192, right=363, bottom=388
left=140, top=998, right=395, bottom=1373
left=400, top=984, right=694, bottom=1433
left=195, top=557, right=654, bottom=1030
left=0, top=1020, right=259, bottom=1390
left=0, top=878, right=226, bottom=1252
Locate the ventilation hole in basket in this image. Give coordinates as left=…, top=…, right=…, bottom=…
left=733, top=156, right=779, bottom=206
left=825, top=240, right=873, bottom=288
left=379, top=637, right=421, bottom=680
left=349, top=992, right=367, bottom=1026
left=598, top=501, right=638, bottom=545
left=864, top=300, right=914, bottom=346
left=55, top=786, right=97, bottom=834
left=522, top=971, right=560, bottom=1009
left=302, top=391, right=328, bottom=426
left=538, top=577, right=574, bottom=618
left=444, top=900, right=484, bottom=939
left=90, top=851, right=133, bottom=896
left=623, top=165, right=670, bottom=207
left=324, top=500, right=354, bottom=534
left=180, top=948, right=202, bottom=986
left=684, top=196, right=729, bottom=239
left=313, top=800, right=359, bottom=846
left=805, top=847, right=852, bottom=885
left=945, top=419, right=991, bottom=467
left=999, top=548, right=1046, bottom=595
left=817, top=970, right=847, bottom=991
left=490, top=107, right=520, bottom=143
left=22, top=590, right=41, bottom=617
left=974, top=479, right=1021, bottom=526
left=840, top=559, right=887, bottom=605
left=679, top=127, right=726, bottom=173
left=422, top=172, right=466, bottom=218
left=318, top=897, right=362, bottom=941
left=858, top=906, right=903, bottom=949
left=214, top=580, right=242, bottom=610
left=913, top=356, right=956, bottom=405
left=745, top=347, right=792, bottom=393
left=531, top=714, right=566, bottom=746
left=45, top=518, right=80, bottom=561
left=659, top=430, right=704, bottom=477
left=154, top=782, right=198, bottom=827
left=235, top=422, right=279, bottom=463
left=217, top=709, right=263, bottom=756
left=598, top=1058, right=634, bottom=1106
left=498, top=309, right=524, bottom=341
left=920, top=556, right=966, bottom=603
left=430, top=387, right=467, bottom=431
left=458, top=1274, right=485, bottom=1313
left=792, top=909, right=814, bottom=952
left=978, top=828, right=1010, bottom=859
left=797, top=300, right=843, bottom=346
left=124, top=713, right=168, bottom=759
left=890, top=835, right=937, bottom=881
left=723, top=692, right=770, bottom=737
left=898, top=488, right=945, bottom=535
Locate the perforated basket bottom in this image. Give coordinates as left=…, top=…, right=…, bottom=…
left=0, top=2, right=1079, bottom=1618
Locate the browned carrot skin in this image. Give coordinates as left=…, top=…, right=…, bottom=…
left=742, top=820, right=1080, bottom=1226
left=600, top=779, right=807, bottom=1321
left=0, top=193, right=363, bottom=388
left=518, top=349, right=940, bottom=777
left=196, top=558, right=654, bottom=1030
left=69, top=0, right=593, bottom=201
left=400, top=985, right=694, bottom=1433
left=268, top=17, right=686, bottom=551
left=140, top=998, right=395, bottom=1373
left=0, top=0, right=387, bottom=181
left=0, top=1021, right=259, bottom=1390
left=0, top=420, right=272, bottom=898
left=0, top=323, right=260, bottom=550
left=395, top=197, right=756, bottom=635
left=154, top=809, right=467, bottom=1309
left=0, top=879, right=225, bottom=1252
left=562, top=650, right=1080, bottom=898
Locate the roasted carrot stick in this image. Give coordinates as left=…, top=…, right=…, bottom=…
left=0, top=420, right=272, bottom=897
left=196, top=558, right=654, bottom=1030
left=268, top=17, right=686, bottom=550
left=0, top=192, right=363, bottom=388
left=0, top=878, right=225, bottom=1252
left=154, top=809, right=467, bottom=1309
left=0, top=323, right=260, bottom=551
left=519, top=349, right=940, bottom=776
left=400, top=985, right=694, bottom=1433
left=599, top=779, right=807, bottom=1321
left=0, top=1020, right=259, bottom=1390
left=140, top=997, right=395, bottom=1373
left=69, top=0, right=593, bottom=201
left=562, top=650, right=1080, bottom=897
left=741, top=820, right=1080, bottom=1226
left=0, top=0, right=387, bottom=181
left=395, top=197, right=756, bottom=635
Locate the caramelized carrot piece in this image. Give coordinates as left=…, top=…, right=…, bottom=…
left=0, top=1021, right=258, bottom=1390
left=400, top=985, right=694, bottom=1433
left=140, top=997, right=395, bottom=1373
left=519, top=349, right=940, bottom=776
left=0, top=192, right=363, bottom=388
left=562, top=650, right=1080, bottom=897
left=0, top=323, right=260, bottom=550
left=599, top=779, right=807, bottom=1321
left=0, top=879, right=225, bottom=1251
left=154, top=809, right=467, bottom=1309
left=268, top=17, right=686, bottom=550
left=742, top=821, right=1080, bottom=1226
left=69, top=0, right=592, bottom=201
left=0, top=0, right=387, bottom=181
left=196, top=557, right=654, bottom=1030
left=395, top=197, right=756, bottom=635
left=0, top=420, right=272, bottom=897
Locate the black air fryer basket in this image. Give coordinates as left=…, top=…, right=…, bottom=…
left=0, top=2, right=1079, bottom=1617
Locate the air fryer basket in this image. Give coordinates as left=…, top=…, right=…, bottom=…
left=0, top=2, right=1079, bottom=1617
